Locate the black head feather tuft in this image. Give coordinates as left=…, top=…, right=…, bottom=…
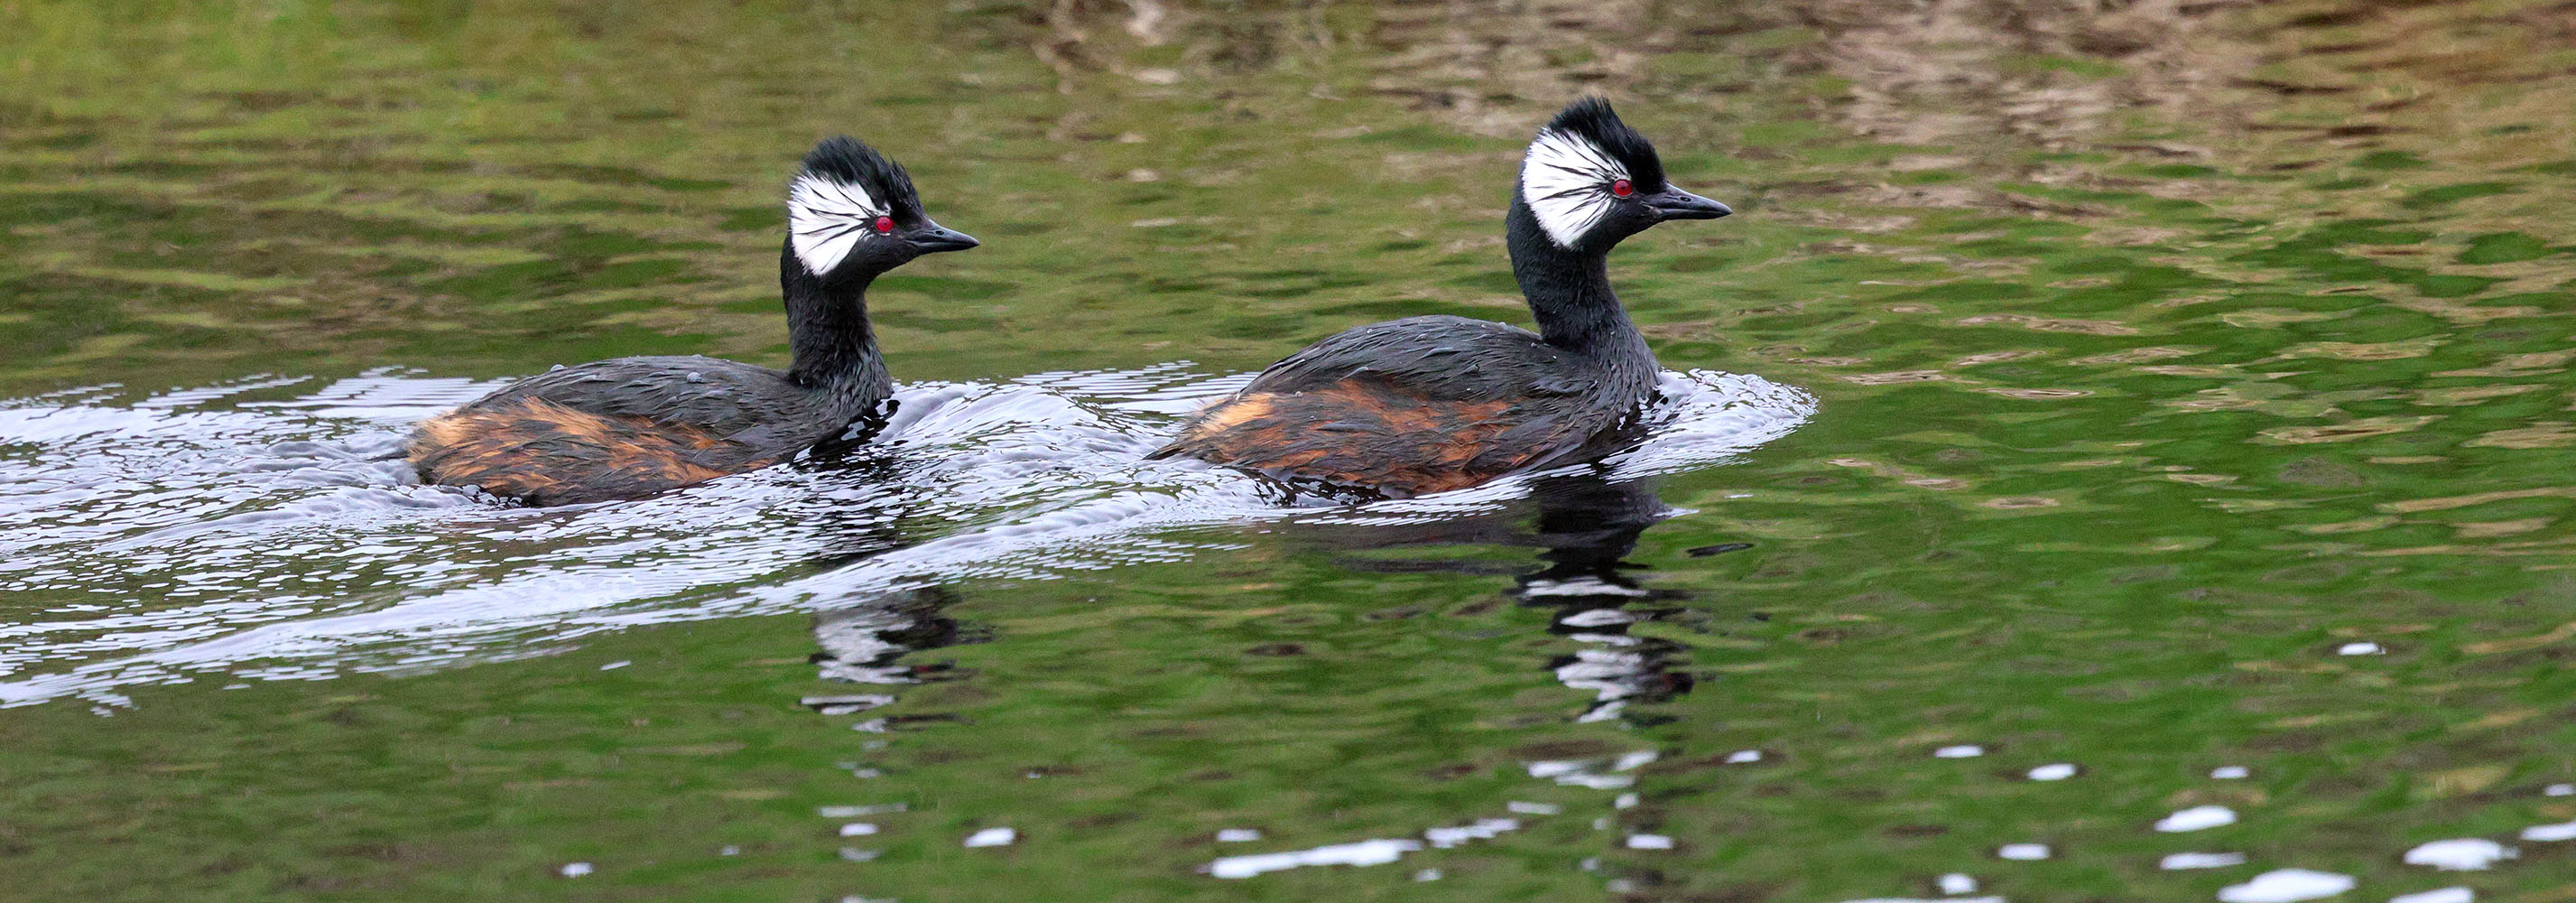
left=798, top=135, right=921, bottom=216
left=1543, top=98, right=1664, bottom=190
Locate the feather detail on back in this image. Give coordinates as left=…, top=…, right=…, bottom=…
left=1150, top=381, right=1570, bottom=498
left=410, top=396, right=773, bottom=505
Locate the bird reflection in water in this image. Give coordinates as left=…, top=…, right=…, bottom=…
left=798, top=473, right=1732, bottom=729
left=1515, top=477, right=1703, bottom=725
left=810, top=586, right=978, bottom=693
left=1276, top=473, right=1718, bottom=725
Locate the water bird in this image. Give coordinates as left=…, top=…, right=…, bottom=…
left=409, top=136, right=978, bottom=505
left=1151, top=98, right=1730, bottom=497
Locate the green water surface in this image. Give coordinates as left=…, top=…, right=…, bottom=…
left=5, top=1, right=2576, bottom=900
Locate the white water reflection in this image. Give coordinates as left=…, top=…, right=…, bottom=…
left=2216, top=869, right=2355, bottom=903
left=2516, top=820, right=2576, bottom=842
left=2156, top=805, right=2239, bottom=833
left=2402, top=838, right=2515, bottom=870
left=0, top=367, right=1815, bottom=706
left=2163, top=852, right=2249, bottom=870
left=2388, top=889, right=2472, bottom=903
left=1206, top=838, right=1421, bottom=879
left=961, top=827, right=1016, bottom=848
left=1996, top=842, right=2050, bottom=861
left=1204, top=816, right=1521, bottom=880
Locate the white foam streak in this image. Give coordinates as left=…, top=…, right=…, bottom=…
left=0, top=367, right=1812, bottom=705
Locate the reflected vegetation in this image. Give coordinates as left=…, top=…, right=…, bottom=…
left=5, top=0, right=2576, bottom=900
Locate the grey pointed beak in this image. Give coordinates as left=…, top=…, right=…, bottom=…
left=908, top=221, right=979, bottom=254
left=1646, top=187, right=1732, bottom=221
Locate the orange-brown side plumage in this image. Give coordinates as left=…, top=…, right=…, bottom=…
left=409, top=397, right=769, bottom=506
left=1151, top=379, right=1577, bottom=498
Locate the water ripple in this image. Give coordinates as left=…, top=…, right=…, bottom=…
left=0, top=366, right=1812, bottom=706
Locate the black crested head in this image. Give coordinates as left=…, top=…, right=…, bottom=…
left=1515, top=98, right=1725, bottom=253
left=798, top=135, right=921, bottom=219
left=783, top=135, right=976, bottom=280
left=1543, top=98, right=1663, bottom=191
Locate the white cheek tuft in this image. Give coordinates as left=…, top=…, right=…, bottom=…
left=1520, top=128, right=1629, bottom=249
left=787, top=174, right=887, bottom=275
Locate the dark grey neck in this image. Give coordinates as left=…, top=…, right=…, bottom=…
left=1506, top=200, right=1657, bottom=385
left=780, top=244, right=894, bottom=424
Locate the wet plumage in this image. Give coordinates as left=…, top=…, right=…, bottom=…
left=410, top=395, right=764, bottom=507
left=410, top=137, right=978, bottom=504
left=1154, top=317, right=1627, bottom=496
left=1153, top=98, right=1730, bottom=498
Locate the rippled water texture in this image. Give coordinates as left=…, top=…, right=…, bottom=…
left=0, top=368, right=1810, bottom=703
left=5, top=1, right=2576, bottom=901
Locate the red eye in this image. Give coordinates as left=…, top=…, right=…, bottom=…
left=1610, top=179, right=1634, bottom=197
left=872, top=216, right=894, bottom=234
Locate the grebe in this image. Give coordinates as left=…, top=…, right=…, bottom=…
left=410, top=136, right=978, bottom=505
left=1150, top=98, right=1729, bottom=497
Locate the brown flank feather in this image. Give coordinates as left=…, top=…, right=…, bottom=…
left=409, top=397, right=767, bottom=505
left=1154, top=380, right=1572, bottom=497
